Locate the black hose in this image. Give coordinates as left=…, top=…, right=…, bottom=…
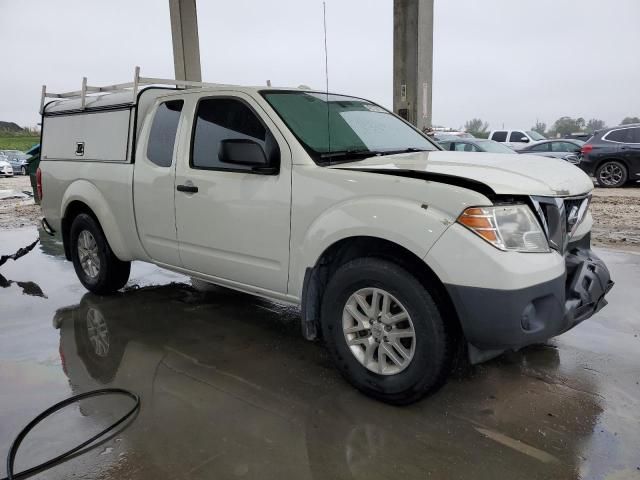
left=2, top=388, right=140, bottom=480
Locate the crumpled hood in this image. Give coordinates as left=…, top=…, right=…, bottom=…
left=329, top=151, right=594, bottom=197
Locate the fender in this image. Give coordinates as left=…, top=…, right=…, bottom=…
left=60, top=180, right=139, bottom=261
left=289, top=195, right=453, bottom=298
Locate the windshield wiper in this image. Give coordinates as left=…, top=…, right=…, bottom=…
left=320, top=149, right=382, bottom=162
left=379, top=147, right=431, bottom=155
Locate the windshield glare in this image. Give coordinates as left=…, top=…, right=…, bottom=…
left=526, top=130, right=546, bottom=141
left=262, top=91, right=437, bottom=162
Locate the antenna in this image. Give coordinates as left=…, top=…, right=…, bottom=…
left=323, top=1, right=331, bottom=154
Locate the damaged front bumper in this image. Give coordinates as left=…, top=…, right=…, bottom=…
left=446, top=242, right=614, bottom=364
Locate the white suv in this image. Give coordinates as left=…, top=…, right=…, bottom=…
left=38, top=77, right=613, bottom=404
left=489, top=129, right=546, bottom=150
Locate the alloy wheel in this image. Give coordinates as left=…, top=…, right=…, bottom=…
left=599, top=163, right=624, bottom=186
left=342, top=287, right=416, bottom=375
left=77, top=230, right=101, bottom=278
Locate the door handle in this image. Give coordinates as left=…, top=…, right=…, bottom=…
left=176, top=184, right=199, bottom=193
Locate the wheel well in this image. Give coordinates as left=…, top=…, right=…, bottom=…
left=301, top=236, right=462, bottom=342
left=61, top=201, right=99, bottom=260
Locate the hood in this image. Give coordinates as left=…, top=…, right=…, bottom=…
left=329, top=151, right=594, bottom=197
left=0, top=160, right=11, bottom=167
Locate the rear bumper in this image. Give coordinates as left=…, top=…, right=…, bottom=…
left=446, top=247, right=613, bottom=362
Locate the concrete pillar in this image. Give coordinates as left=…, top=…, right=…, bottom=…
left=393, top=0, right=434, bottom=130
left=169, top=0, right=202, bottom=82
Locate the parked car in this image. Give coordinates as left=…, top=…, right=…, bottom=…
left=438, top=138, right=515, bottom=153
left=579, top=124, right=640, bottom=187
left=38, top=75, right=613, bottom=404
left=518, top=139, right=584, bottom=164
left=488, top=129, right=546, bottom=150
left=0, top=158, right=14, bottom=177
left=0, top=150, right=29, bottom=175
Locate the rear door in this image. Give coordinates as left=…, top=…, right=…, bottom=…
left=174, top=92, right=292, bottom=294
left=618, top=127, right=640, bottom=177
left=133, top=98, right=184, bottom=266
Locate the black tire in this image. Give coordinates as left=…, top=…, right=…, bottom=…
left=70, top=213, right=131, bottom=294
left=21, top=166, right=26, bottom=176
left=596, top=160, right=627, bottom=188
left=320, top=258, right=454, bottom=405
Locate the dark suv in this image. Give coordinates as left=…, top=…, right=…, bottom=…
left=579, top=125, right=640, bottom=187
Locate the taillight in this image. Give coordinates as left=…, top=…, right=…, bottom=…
left=36, top=167, right=43, bottom=200
left=581, top=144, right=593, bottom=156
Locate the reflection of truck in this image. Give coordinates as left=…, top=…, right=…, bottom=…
left=40, top=70, right=612, bottom=403
left=55, top=289, right=597, bottom=479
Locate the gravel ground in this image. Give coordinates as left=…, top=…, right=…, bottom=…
left=591, top=186, right=640, bottom=252
left=1, top=174, right=638, bottom=252
left=0, top=175, right=40, bottom=230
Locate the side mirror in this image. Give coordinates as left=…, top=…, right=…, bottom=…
left=520, top=137, right=530, bottom=143
left=219, top=139, right=275, bottom=173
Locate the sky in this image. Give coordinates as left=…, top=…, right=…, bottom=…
left=0, top=0, right=639, bottom=131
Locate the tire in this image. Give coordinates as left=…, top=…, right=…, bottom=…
left=21, top=166, right=26, bottom=176
left=70, top=213, right=131, bottom=294
left=320, top=258, right=454, bottom=405
left=596, top=160, right=627, bottom=188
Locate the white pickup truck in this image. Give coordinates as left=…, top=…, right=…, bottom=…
left=38, top=74, right=613, bottom=404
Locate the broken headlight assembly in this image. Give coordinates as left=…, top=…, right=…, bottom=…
left=457, top=204, right=550, bottom=253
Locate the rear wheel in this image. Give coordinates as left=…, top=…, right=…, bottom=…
left=21, top=166, right=26, bottom=176
left=596, top=160, right=627, bottom=187
left=70, top=213, right=130, bottom=294
left=321, top=258, right=454, bottom=405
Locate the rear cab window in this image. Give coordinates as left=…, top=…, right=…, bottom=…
left=147, top=100, right=184, bottom=167
left=491, top=131, right=507, bottom=142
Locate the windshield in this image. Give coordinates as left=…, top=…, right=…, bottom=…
left=526, top=130, right=546, bottom=141
left=262, top=91, right=438, bottom=163
left=476, top=140, right=515, bottom=153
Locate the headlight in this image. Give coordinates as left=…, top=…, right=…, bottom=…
left=457, top=205, right=550, bottom=253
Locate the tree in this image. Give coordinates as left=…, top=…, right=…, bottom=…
left=549, top=117, right=585, bottom=137
left=531, top=121, right=546, bottom=136
left=464, top=118, right=489, bottom=138
left=621, top=116, right=640, bottom=125
left=586, top=118, right=606, bottom=133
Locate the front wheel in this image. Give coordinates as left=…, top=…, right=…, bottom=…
left=70, top=213, right=131, bottom=294
left=596, top=160, right=627, bottom=187
left=321, top=258, right=455, bottom=405
left=21, top=166, right=26, bottom=176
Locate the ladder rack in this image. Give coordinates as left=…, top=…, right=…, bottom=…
left=40, top=66, right=226, bottom=114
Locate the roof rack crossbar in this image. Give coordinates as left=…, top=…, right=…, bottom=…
left=40, top=66, right=229, bottom=114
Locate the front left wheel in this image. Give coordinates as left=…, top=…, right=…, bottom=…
left=70, top=213, right=131, bottom=294
left=320, top=258, right=455, bottom=405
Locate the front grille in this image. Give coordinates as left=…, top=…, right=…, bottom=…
left=530, top=195, right=591, bottom=253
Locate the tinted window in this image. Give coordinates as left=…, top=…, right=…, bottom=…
left=492, top=131, right=507, bottom=142
left=530, top=143, right=550, bottom=152
left=627, top=127, right=640, bottom=143
left=509, top=131, right=527, bottom=142
left=147, top=100, right=183, bottom=167
left=605, top=128, right=636, bottom=143
left=192, top=98, right=277, bottom=171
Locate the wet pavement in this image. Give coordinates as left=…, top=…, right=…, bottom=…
left=1, top=226, right=639, bottom=480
